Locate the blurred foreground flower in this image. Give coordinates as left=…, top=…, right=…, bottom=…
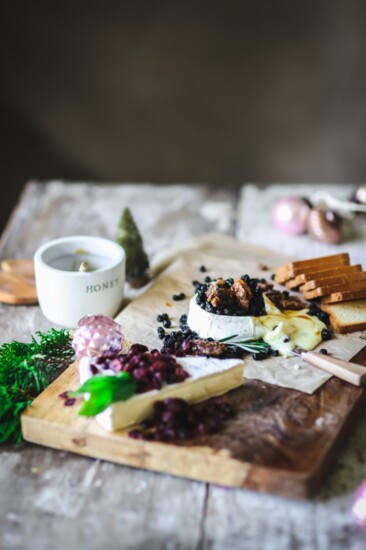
left=352, top=480, right=366, bottom=532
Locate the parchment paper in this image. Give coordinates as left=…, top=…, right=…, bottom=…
left=115, top=236, right=366, bottom=394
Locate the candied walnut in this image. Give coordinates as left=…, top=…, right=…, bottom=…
left=206, top=278, right=235, bottom=308
left=231, top=279, right=253, bottom=311
left=265, top=290, right=306, bottom=311
left=257, top=282, right=274, bottom=292
left=189, top=338, right=229, bottom=357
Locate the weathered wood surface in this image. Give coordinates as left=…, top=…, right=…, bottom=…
left=1, top=180, right=366, bottom=549
left=22, top=249, right=366, bottom=499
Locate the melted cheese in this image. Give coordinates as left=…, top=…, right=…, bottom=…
left=187, top=295, right=326, bottom=358
left=258, top=310, right=325, bottom=357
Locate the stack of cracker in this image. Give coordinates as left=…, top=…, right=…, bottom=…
left=274, top=253, right=366, bottom=333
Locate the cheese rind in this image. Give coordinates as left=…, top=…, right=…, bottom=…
left=187, top=296, right=266, bottom=340
left=78, top=356, right=245, bottom=431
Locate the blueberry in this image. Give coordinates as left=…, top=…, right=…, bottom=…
left=163, top=319, right=172, bottom=328
left=318, top=311, right=330, bottom=323
left=199, top=265, right=207, bottom=272
left=319, top=348, right=328, bottom=355
left=204, top=276, right=212, bottom=283
left=172, top=292, right=186, bottom=301
left=321, top=328, right=332, bottom=341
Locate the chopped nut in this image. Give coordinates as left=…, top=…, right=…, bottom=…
left=265, top=290, right=306, bottom=311
left=231, top=279, right=253, bottom=311
left=206, top=278, right=235, bottom=308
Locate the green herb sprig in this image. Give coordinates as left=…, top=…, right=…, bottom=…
left=219, top=334, right=271, bottom=354
left=70, top=372, right=137, bottom=416
left=0, top=328, right=74, bottom=444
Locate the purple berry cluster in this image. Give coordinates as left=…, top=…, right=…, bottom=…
left=90, top=344, right=190, bottom=393
left=129, top=395, right=235, bottom=442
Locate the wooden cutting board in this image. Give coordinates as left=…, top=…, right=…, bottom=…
left=21, top=240, right=366, bottom=499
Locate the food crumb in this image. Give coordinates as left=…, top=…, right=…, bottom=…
left=315, top=417, right=325, bottom=428
left=257, top=262, right=269, bottom=271
left=293, top=363, right=302, bottom=370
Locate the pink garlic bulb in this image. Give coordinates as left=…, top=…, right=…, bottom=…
left=71, top=314, right=124, bottom=358
left=272, top=196, right=311, bottom=235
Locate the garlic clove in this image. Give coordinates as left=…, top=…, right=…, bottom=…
left=307, top=209, right=342, bottom=244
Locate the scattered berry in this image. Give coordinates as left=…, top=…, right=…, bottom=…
left=252, top=352, right=267, bottom=361
left=321, top=328, right=332, bottom=341
left=172, top=292, right=186, bottom=301
left=65, top=398, right=76, bottom=407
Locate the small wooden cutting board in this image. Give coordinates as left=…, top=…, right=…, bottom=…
left=21, top=242, right=366, bottom=498
left=0, top=259, right=37, bottom=304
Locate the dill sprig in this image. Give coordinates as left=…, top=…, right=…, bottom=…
left=0, top=328, right=74, bottom=444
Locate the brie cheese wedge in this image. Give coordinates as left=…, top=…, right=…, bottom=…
left=78, top=356, right=245, bottom=432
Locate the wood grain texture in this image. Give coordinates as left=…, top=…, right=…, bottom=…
left=2, top=181, right=366, bottom=550
left=0, top=272, right=37, bottom=304
left=21, top=343, right=366, bottom=501
left=21, top=250, right=366, bottom=499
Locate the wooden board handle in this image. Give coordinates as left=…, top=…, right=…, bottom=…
left=302, top=351, right=366, bottom=386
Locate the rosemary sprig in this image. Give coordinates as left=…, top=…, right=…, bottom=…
left=70, top=372, right=137, bottom=416
left=219, top=334, right=271, bottom=354
left=0, top=328, right=74, bottom=444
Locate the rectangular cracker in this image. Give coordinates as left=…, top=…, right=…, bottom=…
left=303, top=279, right=366, bottom=300
left=285, top=264, right=362, bottom=289
left=321, top=287, right=366, bottom=304
left=275, top=253, right=350, bottom=284
left=321, top=299, right=366, bottom=333
left=300, top=268, right=365, bottom=292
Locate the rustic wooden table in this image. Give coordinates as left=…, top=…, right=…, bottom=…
left=0, top=180, right=365, bottom=550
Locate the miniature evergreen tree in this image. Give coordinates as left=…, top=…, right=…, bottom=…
left=116, top=207, right=150, bottom=287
